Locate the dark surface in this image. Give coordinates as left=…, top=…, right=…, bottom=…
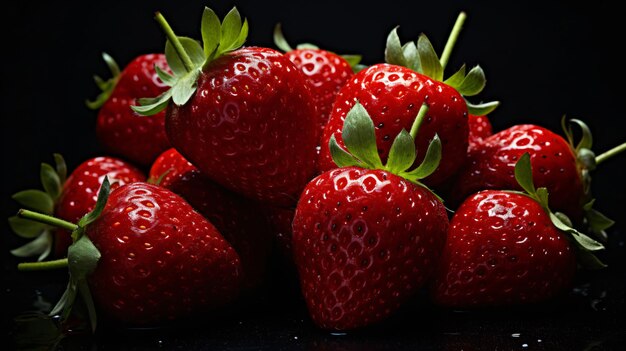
left=2, top=0, right=626, bottom=350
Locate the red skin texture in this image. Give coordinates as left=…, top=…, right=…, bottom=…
left=468, top=114, right=493, bottom=150
left=166, top=47, right=319, bottom=207
left=284, top=49, right=354, bottom=132
left=431, top=190, right=576, bottom=308
left=149, top=148, right=272, bottom=290
left=88, top=182, right=242, bottom=325
left=451, top=124, right=584, bottom=220
left=54, top=157, right=145, bottom=256
left=96, top=54, right=171, bottom=166
left=292, top=167, right=449, bottom=330
left=317, top=64, right=468, bottom=186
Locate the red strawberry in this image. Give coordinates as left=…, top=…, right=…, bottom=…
left=9, top=155, right=144, bottom=260
left=88, top=53, right=171, bottom=166
left=292, top=102, right=448, bottom=330
left=450, top=119, right=624, bottom=239
left=17, top=179, right=242, bottom=329
left=468, top=114, right=492, bottom=150
left=317, top=14, right=499, bottom=186
left=431, top=153, right=605, bottom=308
left=149, top=148, right=272, bottom=290
left=265, top=206, right=296, bottom=260
left=274, top=24, right=360, bottom=132
left=133, top=8, right=319, bottom=207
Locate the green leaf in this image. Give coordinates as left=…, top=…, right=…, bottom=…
left=171, top=69, right=200, bottom=106
left=443, top=64, right=466, bottom=87
left=569, top=119, right=593, bottom=152
left=102, top=52, right=121, bottom=78
left=351, top=64, right=368, bottom=74
left=404, top=134, right=442, bottom=180
left=131, top=89, right=173, bottom=115
left=53, top=153, right=67, bottom=184
left=10, top=231, right=53, bottom=261
left=384, top=27, right=407, bottom=67
left=456, top=65, right=486, bottom=97
left=178, top=37, right=206, bottom=67
left=586, top=208, right=615, bottom=232
left=12, top=190, right=54, bottom=214
left=40, top=163, right=61, bottom=201
left=514, top=153, right=536, bottom=196
left=561, top=115, right=574, bottom=147
left=273, top=23, right=293, bottom=52
left=8, top=216, right=47, bottom=239
left=329, top=134, right=365, bottom=168
left=341, top=102, right=383, bottom=169
left=535, top=187, right=550, bottom=210
left=466, top=99, right=499, bottom=116
left=219, top=7, right=243, bottom=53
left=165, top=39, right=188, bottom=77
left=341, top=55, right=362, bottom=68
left=549, top=212, right=604, bottom=251
left=77, top=177, right=110, bottom=229
left=202, top=7, right=222, bottom=58
left=49, top=281, right=77, bottom=321
left=576, top=249, right=607, bottom=269
left=67, top=234, right=102, bottom=332
left=155, top=65, right=176, bottom=87
left=417, top=34, right=443, bottom=81
left=295, top=43, right=319, bottom=50
left=401, top=42, right=420, bottom=72
left=386, top=129, right=416, bottom=173
left=232, top=18, right=249, bottom=50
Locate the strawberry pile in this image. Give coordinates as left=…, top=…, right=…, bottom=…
left=8, top=5, right=625, bottom=334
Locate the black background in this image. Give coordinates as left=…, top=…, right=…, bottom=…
left=2, top=0, right=625, bottom=350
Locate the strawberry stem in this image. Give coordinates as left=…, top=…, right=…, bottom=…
left=155, top=12, right=194, bottom=72
left=18, top=258, right=68, bottom=271
left=410, top=103, right=430, bottom=140
left=17, top=209, right=78, bottom=232
left=440, top=12, right=467, bottom=72
left=595, top=142, right=626, bottom=165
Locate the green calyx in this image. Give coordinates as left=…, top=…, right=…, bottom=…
left=513, top=153, right=606, bottom=269
left=273, top=23, right=366, bottom=73
left=330, top=102, right=443, bottom=200
left=384, top=12, right=499, bottom=116
left=17, top=177, right=111, bottom=333
left=560, top=117, right=626, bottom=242
left=9, top=154, right=67, bottom=261
left=132, top=7, right=249, bottom=116
left=86, top=53, right=121, bottom=110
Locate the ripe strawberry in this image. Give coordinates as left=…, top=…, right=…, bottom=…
left=265, top=206, right=296, bottom=260
left=87, top=53, right=171, bottom=166
left=9, top=155, right=144, bottom=260
left=431, top=153, right=605, bottom=308
left=133, top=7, right=319, bottom=207
left=292, top=102, right=449, bottom=330
left=149, top=148, right=271, bottom=290
left=18, top=179, right=242, bottom=329
left=450, top=119, right=624, bottom=239
left=317, top=13, right=499, bottom=186
left=274, top=24, right=361, bottom=132
left=468, top=114, right=492, bottom=150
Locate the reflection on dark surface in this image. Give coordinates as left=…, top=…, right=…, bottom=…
left=4, top=231, right=625, bottom=350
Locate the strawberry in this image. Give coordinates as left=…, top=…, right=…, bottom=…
left=450, top=119, right=624, bottom=240
left=87, top=53, right=171, bottom=166
left=468, top=114, right=492, bottom=150
left=149, top=148, right=271, bottom=290
left=431, top=153, right=605, bottom=308
left=9, top=155, right=144, bottom=260
left=292, top=102, right=449, bottom=330
left=132, top=7, right=319, bottom=207
left=317, top=13, right=499, bottom=186
left=273, top=24, right=362, bottom=132
left=265, top=206, right=296, bottom=260
left=17, top=178, right=242, bottom=330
